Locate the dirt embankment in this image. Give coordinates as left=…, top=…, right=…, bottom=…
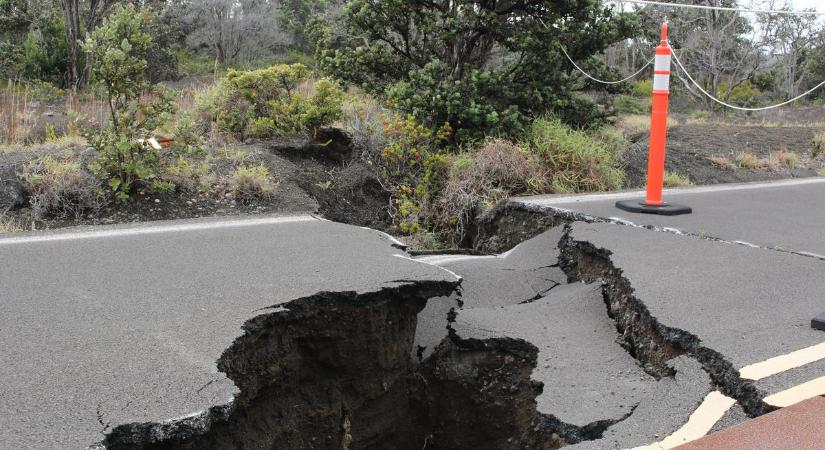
left=0, top=129, right=394, bottom=233
left=623, top=124, right=823, bottom=187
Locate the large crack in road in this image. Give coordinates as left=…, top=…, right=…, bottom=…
left=5, top=209, right=820, bottom=449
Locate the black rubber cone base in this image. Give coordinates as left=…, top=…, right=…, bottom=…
left=616, top=200, right=692, bottom=216
left=813, top=312, right=825, bottom=332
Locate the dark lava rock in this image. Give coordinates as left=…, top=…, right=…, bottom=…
left=269, top=127, right=354, bottom=164
left=0, top=165, right=25, bottom=211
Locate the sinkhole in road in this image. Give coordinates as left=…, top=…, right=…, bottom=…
left=96, top=212, right=767, bottom=450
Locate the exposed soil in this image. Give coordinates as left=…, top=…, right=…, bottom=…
left=0, top=129, right=394, bottom=233
left=623, top=123, right=824, bottom=188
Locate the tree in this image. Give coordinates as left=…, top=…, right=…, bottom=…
left=638, top=1, right=773, bottom=109
left=315, top=0, right=639, bottom=143
left=761, top=3, right=824, bottom=98
left=277, top=0, right=332, bottom=52
left=58, top=0, right=118, bottom=89
left=184, top=0, right=290, bottom=64
left=82, top=4, right=176, bottom=199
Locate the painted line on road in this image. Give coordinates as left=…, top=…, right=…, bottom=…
left=393, top=254, right=463, bottom=281
left=629, top=339, right=825, bottom=449
left=629, top=391, right=736, bottom=450
left=764, top=376, right=825, bottom=407
left=517, top=177, right=825, bottom=206
left=739, top=341, right=825, bottom=381
left=0, top=215, right=319, bottom=246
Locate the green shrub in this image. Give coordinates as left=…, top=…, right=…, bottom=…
left=613, top=94, right=647, bottom=114
left=20, top=155, right=101, bottom=219
left=198, top=64, right=344, bottom=138
left=720, top=81, right=763, bottom=107
left=82, top=5, right=176, bottom=200
left=527, top=117, right=625, bottom=193
left=230, top=165, right=277, bottom=202
left=631, top=80, right=653, bottom=98
left=376, top=116, right=451, bottom=234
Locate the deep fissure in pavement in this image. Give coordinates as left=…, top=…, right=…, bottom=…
left=558, top=224, right=772, bottom=417
left=94, top=279, right=569, bottom=450
left=94, top=217, right=770, bottom=450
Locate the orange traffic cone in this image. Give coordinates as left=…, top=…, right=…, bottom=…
left=616, top=22, right=692, bottom=216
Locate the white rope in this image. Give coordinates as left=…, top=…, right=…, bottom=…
left=669, top=41, right=825, bottom=111
left=611, top=0, right=825, bottom=15
left=561, top=47, right=654, bottom=84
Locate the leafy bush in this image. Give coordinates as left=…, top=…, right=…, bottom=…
left=315, top=1, right=639, bottom=143
left=375, top=116, right=450, bottom=234
left=527, top=117, right=625, bottom=193
left=613, top=94, right=647, bottom=114
left=631, top=80, right=653, bottom=98
left=230, top=165, right=277, bottom=202
left=720, top=81, right=763, bottom=107
left=197, top=64, right=344, bottom=139
left=20, top=155, right=101, bottom=219
left=82, top=5, right=177, bottom=200
left=20, top=10, right=69, bottom=86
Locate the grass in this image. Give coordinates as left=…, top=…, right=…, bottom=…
left=818, top=168, right=825, bottom=177
left=735, top=151, right=764, bottom=169
left=528, top=117, right=624, bottom=193
left=0, top=216, right=23, bottom=234
left=616, top=114, right=678, bottom=136
left=708, top=155, right=737, bottom=171
left=662, top=171, right=693, bottom=188
left=769, top=149, right=799, bottom=169
left=812, top=132, right=825, bottom=158
left=229, top=164, right=277, bottom=203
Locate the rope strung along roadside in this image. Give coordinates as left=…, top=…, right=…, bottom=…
left=611, top=0, right=825, bottom=16
left=668, top=42, right=825, bottom=112
left=537, top=17, right=653, bottom=85
left=560, top=47, right=654, bottom=85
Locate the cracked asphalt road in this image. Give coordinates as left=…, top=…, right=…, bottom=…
left=517, top=177, right=825, bottom=258
left=0, top=215, right=457, bottom=449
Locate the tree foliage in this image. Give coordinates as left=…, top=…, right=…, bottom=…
left=315, top=0, right=639, bottom=142
left=82, top=4, right=176, bottom=200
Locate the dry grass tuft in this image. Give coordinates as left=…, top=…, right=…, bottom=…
left=662, top=171, right=693, bottom=188
left=708, top=155, right=737, bottom=171
left=229, top=164, right=277, bottom=203
left=19, top=155, right=101, bottom=220
left=617, top=114, right=677, bottom=136
left=769, top=149, right=799, bottom=169
left=735, top=151, right=764, bottom=169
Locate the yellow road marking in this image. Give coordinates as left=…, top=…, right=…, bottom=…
left=764, top=376, right=825, bottom=407
left=627, top=340, right=825, bottom=449
left=739, top=342, right=825, bottom=381
left=629, top=391, right=736, bottom=450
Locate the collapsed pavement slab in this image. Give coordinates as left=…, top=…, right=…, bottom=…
left=569, top=357, right=713, bottom=450
left=451, top=283, right=663, bottom=432
left=561, top=222, right=825, bottom=414
left=516, top=177, right=825, bottom=258
left=0, top=215, right=459, bottom=449
left=413, top=227, right=567, bottom=358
